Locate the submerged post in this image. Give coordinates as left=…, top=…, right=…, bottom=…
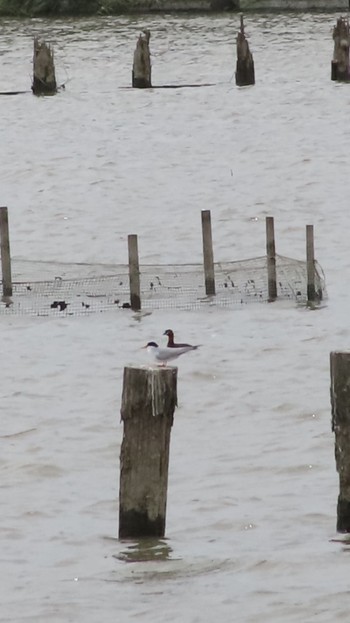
left=235, top=14, right=255, bottom=87
left=128, top=234, right=141, bottom=311
left=32, top=37, right=57, bottom=95
left=132, top=30, right=152, bottom=88
left=266, top=216, right=277, bottom=302
left=331, top=17, right=350, bottom=81
left=330, top=352, right=350, bottom=532
left=201, top=210, right=216, bottom=296
left=306, top=224, right=316, bottom=304
left=0, top=207, right=12, bottom=298
left=119, top=366, right=177, bottom=539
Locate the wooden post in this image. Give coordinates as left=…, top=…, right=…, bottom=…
left=331, top=17, right=350, bottom=82
left=330, top=352, right=350, bottom=532
left=132, top=30, right=152, bottom=88
left=235, top=14, right=255, bottom=87
left=119, top=366, right=177, bottom=539
left=128, top=234, right=141, bottom=311
left=32, top=38, right=57, bottom=95
left=201, top=210, right=215, bottom=296
left=306, top=224, right=316, bottom=304
left=266, top=216, right=277, bottom=302
left=0, top=207, right=12, bottom=298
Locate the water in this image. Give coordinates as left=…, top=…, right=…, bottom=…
left=1, top=12, right=350, bottom=622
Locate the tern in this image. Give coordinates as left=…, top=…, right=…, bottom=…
left=143, top=341, right=199, bottom=366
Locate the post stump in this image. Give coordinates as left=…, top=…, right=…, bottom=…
left=119, top=366, right=177, bottom=539
left=235, top=15, right=255, bottom=87
left=331, top=17, right=350, bottom=82
left=32, top=38, right=57, bottom=95
left=331, top=352, right=350, bottom=532
left=132, top=30, right=152, bottom=88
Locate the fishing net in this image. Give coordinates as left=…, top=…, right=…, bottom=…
left=0, top=254, right=326, bottom=316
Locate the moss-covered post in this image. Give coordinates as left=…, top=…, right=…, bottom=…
left=235, top=14, right=255, bottom=87
left=32, top=38, right=57, bottom=95
left=132, top=30, right=152, bottom=88
left=119, top=366, right=177, bottom=539
left=331, top=17, right=350, bottom=81
left=331, top=352, right=350, bottom=532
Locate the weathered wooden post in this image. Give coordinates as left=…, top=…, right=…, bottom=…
left=235, top=14, right=255, bottom=87
left=331, top=17, right=350, bottom=82
left=32, top=37, right=57, bottom=95
left=330, top=352, right=350, bottom=532
left=0, top=206, right=12, bottom=298
left=306, top=224, right=316, bottom=304
left=201, top=210, right=216, bottom=296
left=128, top=234, right=141, bottom=311
left=266, top=216, right=277, bottom=302
left=132, top=30, right=152, bottom=88
left=119, top=366, right=177, bottom=539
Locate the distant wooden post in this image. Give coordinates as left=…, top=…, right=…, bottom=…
left=306, top=224, right=316, bottom=304
left=128, top=234, right=141, bottom=311
left=132, top=30, right=152, bottom=88
left=235, top=14, right=255, bottom=87
left=32, top=38, right=57, bottom=95
left=119, top=366, right=177, bottom=539
left=266, top=216, right=277, bottom=302
left=331, top=17, right=350, bottom=81
left=201, top=210, right=216, bottom=296
left=0, top=206, right=12, bottom=298
left=330, top=351, right=350, bottom=532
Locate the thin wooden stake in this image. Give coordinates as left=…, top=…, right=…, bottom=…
left=266, top=216, right=277, bottom=302
left=0, top=206, right=12, bottom=298
left=331, top=351, right=350, bottom=532
left=119, top=366, right=177, bottom=539
left=128, top=234, right=141, bottom=311
left=306, top=224, right=316, bottom=304
left=201, top=210, right=215, bottom=296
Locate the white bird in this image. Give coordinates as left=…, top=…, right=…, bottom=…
left=143, top=341, right=199, bottom=366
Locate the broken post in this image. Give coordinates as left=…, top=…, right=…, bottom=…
left=201, top=209, right=216, bottom=296
left=331, top=17, right=350, bottom=81
left=32, top=37, right=57, bottom=95
left=235, top=15, right=255, bottom=87
left=128, top=234, right=141, bottom=312
left=119, top=366, right=177, bottom=539
left=306, top=224, right=316, bottom=304
left=330, top=351, right=350, bottom=532
left=132, top=30, right=152, bottom=88
left=0, top=206, right=12, bottom=298
left=266, top=216, right=277, bottom=302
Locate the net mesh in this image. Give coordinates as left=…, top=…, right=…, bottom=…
left=0, top=254, right=326, bottom=316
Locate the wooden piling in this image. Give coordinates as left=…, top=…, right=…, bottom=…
left=306, top=224, right=316, bottom=304
left=266, top=216, right=277, bottom=302
left=128, top=234, right=141, bottom=311
left=235, top=15, right=255, bottom=87
left=0, top=206, right=12, bottom=298
left=331, top=17, right=350, bottom=82
left=201, top=210, right=216, bottom=296
left=132, top=30, right=152, bottom=88
left=119, top=366, right=177, bottom=539
left=330, top=351, right=350, bottom=532
left=32, top=38, right=57, bottom=95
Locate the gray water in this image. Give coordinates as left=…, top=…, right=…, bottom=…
left=2, top=12, right=350, bottom=623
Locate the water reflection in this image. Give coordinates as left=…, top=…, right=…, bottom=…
left=116, top=538, right=174, bottom=563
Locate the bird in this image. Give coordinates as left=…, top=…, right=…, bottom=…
left=163, top=329, right=199, bottom=350
left=143, top=341, right=199, bottom=366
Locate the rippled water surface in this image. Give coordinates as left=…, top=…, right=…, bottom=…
left=2, top=11, right=350, bottom=623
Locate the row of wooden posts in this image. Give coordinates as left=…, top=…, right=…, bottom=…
left=118, top=352, right=350, bottom=539
left=128, top=211, right=320, bottom=310
left=0, top=206, right=319, bottom=307
left=16, top=15, right=350, bottom=96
